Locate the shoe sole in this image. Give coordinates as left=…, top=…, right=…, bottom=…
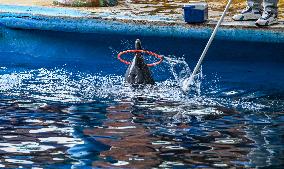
left=233, top=14, right=261, bottom=21
left=233, top=18, right=259, bottom=21
left=255, top=19, right=279, bottom=27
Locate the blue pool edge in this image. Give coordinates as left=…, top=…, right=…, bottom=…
left=0, top=5, right=283, bottom=43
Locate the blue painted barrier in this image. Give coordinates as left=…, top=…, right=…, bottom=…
left=0, top=5, right=283, bottom=43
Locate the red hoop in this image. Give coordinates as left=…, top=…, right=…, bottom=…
left=117, top=50, right=163, bottom=67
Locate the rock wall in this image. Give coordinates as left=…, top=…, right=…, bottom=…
left=53, top=0, right=118, bottom=7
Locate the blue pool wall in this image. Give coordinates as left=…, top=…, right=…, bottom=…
left=1, top=26, right=284, bottom=92
left=1, top=15, right=284, bottom=43
left=0, top=5, right=284, bottom=43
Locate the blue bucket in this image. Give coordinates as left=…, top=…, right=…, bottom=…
left=183, top=3, right=208, bottom=23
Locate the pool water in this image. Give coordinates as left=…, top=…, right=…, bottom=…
left=0, top=28, right=283, bottom=168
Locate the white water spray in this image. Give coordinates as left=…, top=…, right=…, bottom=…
left=163, top=56, right=203, bottom=95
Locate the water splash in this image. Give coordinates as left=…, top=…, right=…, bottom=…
left=163, top=55, right=203, bottom=95
left=0, top=56, right=267, bottom=115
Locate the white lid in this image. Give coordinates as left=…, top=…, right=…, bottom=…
left=183, top=2, right=208, bottom=9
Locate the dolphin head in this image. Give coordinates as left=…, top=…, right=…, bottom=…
left=135, top=39, right=142, bottom=50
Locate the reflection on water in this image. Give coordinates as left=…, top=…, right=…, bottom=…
left=0, top=66, right=283, bottom=168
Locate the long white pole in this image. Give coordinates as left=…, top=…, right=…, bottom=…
left=182, top=0, right=233, bottom=92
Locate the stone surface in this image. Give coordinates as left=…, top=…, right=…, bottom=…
left=53, top=0, right=118, bottom=7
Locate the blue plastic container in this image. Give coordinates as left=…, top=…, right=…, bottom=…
left=183, top=3, right=208, bottom=23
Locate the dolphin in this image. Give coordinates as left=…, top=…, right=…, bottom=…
left=125, top=39, right=155, bottom=85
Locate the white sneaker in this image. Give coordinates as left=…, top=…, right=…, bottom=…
left=255, top=11, right=278, bottom=26
left=232, top=6, right=262, bottom=21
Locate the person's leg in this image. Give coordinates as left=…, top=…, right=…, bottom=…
left=255, top=0, right=278, bottom=26
left=247, top=0, right=262, bottom=10
left=232, top=0, right=262, bottom=21
left=263, top=0, right=278, bottom=14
